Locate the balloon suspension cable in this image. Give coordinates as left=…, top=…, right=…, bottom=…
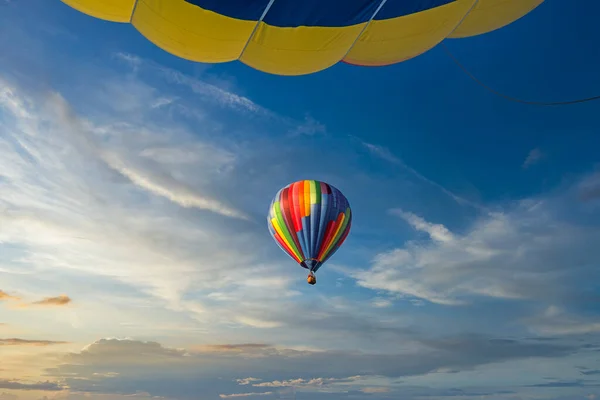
left=440, top=42, right=600, bottom=106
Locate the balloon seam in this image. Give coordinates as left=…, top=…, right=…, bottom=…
left=340, top=0, right=389, bottom=63
left=238, top=0, right=277, bottom=60
left=129, top=0, right=141, bottom=23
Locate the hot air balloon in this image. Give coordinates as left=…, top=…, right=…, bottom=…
left=60, top=0, right=544, bottom=76
left=267, top=180, right=351, bottom=285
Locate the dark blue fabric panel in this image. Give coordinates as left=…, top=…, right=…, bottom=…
left=376, top=0, right=457, bottom=20
left=262, top=0, right=382, bottom=27
left=184, top=0, right=457, bottom=25
left=184, top=0, right=271, bottom=21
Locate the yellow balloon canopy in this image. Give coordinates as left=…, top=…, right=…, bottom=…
left=60, top=0, right=544, bottom=76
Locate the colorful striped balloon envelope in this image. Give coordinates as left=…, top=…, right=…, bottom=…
left=60, top=0, right=544, bottom=76
left=267, top=180, right=352, bottom=277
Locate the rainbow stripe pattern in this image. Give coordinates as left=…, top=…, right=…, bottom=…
left=267, top=180, right=352, bottom=273
left=60, top=0, right=544, bottom=76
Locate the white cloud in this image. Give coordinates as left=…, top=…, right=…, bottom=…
left=150, top=97, right=175, bottom=109
left=219, top=393, right=273, bottom=399
left=390, top=209, right=455, bottom=243
left=101, top=150, right=247, bottom=220
left=252, top=376, right=363, bottom=388
left=370, top=298, right=392, bottom=308
left=234, top=316, right=283, bottom=329
left=236, top=378, right=261, bottom=386
left=345, top=174, right=600, bottom=309
left=113, top=52, right=142, bottom=73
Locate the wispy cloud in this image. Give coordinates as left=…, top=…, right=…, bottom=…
left=44, top=90, right=249, bottom=220
left=0, top=338, right=69, bottom=346
left=287, top=115, right=327, bottom=137
left=390, top=209, right=455, bottom=243
left=114, top=52, right=271, bottom=118
left=101, top=149, right=249, bottom=220
left=523, top=147, right=544, bottom=168
left=112, top=52, right=326, bottom=142
left=0, top=71, right=293, bottom=314
left=360, top=140, right=487, bottom=212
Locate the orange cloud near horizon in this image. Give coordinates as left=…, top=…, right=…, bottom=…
left=2, top=292, right=72, bottom=309
left=31, top=295, right=71, bottom=306
left=0, top=291, right=20, bottom=301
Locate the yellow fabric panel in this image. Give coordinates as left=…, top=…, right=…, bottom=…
left=449, top=0, right=544, bottom=38
left=241, top=23, right=366, bottom=76
left=304, top=180, right=311, bottom=216
left=60, top=0, right=135, bottom=23
left=343, top=0, right=476, bottom=67
left=131, top=0, right=257, bottom=63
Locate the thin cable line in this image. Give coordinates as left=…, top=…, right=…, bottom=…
left=440, top=42, right=600, bottom=106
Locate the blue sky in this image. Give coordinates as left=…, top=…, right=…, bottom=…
left=1, top=1, right=600, bottom=400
